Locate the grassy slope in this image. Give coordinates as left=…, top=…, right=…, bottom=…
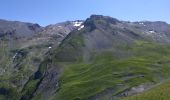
left=122, top=80, right=170, bottom=100
left=56, top=40, right=170, bottom=100
left=22, top=32, right=86, bottom=100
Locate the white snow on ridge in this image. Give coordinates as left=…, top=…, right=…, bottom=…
left=149, top=30, right=155, bottom=33
left=139, top=22, right=144, bottom=25
left=72, top=21, right=84, bottom=30
left=78, top=25, right=84, bottom=30
left=73, top=21, right=83, bottom=27
left=13, top=53, right=18, bottom=59
left=139, top=22, right=146, bottom=26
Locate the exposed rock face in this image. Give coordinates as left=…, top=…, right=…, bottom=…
left=41, top=21, right=84, bottom=36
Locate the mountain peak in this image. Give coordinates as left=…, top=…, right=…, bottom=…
left=89, top=15, right=120, bottom=23
left=83, top=15, right=120, bottom=32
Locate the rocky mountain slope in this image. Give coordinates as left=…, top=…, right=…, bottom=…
left=1, top=15, right=170, bottom=100
left=0, top=19, right=42, bottom=37
left=0, top=19, right=83, bottom=100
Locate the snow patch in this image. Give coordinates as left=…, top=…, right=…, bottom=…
left=73, top=21, right=83, bottom=27
left=139, top=22, right=144, bottom=25
left=78, top=25, right=84, bottom=30
left=139, top=22, right=146, bottom=26
left=149, top=30, right=155, bottom=33
left=146, top=30, right=156, bottom=35
left=13, top=53, right=18, bottom=59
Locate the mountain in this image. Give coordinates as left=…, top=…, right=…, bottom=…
left=41, top=20, right=83, bottom=36
left=1, top=15, right=170, bottom=100
left=0, top=19, right=42, bottom=38
left=0, top=19, right=81, bottom=100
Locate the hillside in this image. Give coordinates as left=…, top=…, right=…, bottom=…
left=54, top=15, right=170, bottom=100
left=1, top=15, right=170, bottom=100
left=0, top=19, right=81, bottom=100
left=21, top=15, right=170, bottom=100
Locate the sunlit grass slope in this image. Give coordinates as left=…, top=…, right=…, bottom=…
left=56, top=40, right=170, bottom=100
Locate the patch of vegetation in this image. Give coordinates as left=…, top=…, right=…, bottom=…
left=53, top=33, right=84, bottom=62
left=0, top=83, right=19, bottom=100
left=20, top=59, right=50, bottom=100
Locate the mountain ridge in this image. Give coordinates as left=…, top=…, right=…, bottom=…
left=1, top=15, right=170, bottom=100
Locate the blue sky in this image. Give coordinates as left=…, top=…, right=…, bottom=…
left=0, top=0, right=169, bottom=26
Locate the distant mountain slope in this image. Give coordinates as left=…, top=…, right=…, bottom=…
left=41, top=20, right=83, bottom=36
left=0, top=19, right=42, bottom=37
left=127, top=21, right=170, bottom=43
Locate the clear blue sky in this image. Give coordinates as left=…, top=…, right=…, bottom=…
left=0, top=0, right=169, bottom=26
